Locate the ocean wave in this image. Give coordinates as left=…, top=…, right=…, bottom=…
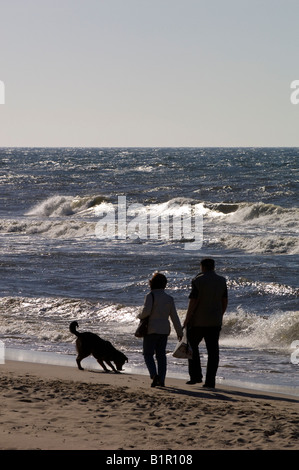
left=162, top=200, right=299, bottom=229
left=0, top=296, right=138, bottom=328
left=0, top=218, right=96, bottom=238
left=24, top=195, right=222, bottom=220
left=221, top=307, right=299, bottom=352
left=26, top=194, right=107, bottom=217
left=227, top=278, right=299, bottom=297
left=1, top=196, right=298, bottom=253
left=205, top=202, right=240, bottom=214
left=0, top=195, right=108, bottom=238
left=215, top=234, right=299, bottom=254
left=13, top=194, right=299, bottom=225
left=203, top=201, right=299, bottom=254
left=0, top=296, right=139, bottom=353
left=1, top=296, right=298, bottom=353
left=217, top=202, right=299, bottom=227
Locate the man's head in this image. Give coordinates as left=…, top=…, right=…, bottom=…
left=200, top=258, right=215, bottom=272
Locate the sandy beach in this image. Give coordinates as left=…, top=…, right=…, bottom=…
left=0, top=359, right=298, bottom=452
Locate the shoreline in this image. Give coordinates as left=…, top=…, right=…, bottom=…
left=0, top=359, right=298, bottom=450
left=4, top=346, right=299, bottom=399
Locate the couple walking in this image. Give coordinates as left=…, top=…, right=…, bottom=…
left=137, top=258, right=228, bottom=388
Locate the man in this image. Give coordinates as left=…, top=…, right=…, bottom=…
left=183, top=258, right=228, bottom=389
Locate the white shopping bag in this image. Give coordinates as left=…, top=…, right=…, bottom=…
left=172, top=330, right=193, bottom=360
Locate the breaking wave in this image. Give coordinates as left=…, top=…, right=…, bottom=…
left=26, top=194, right=107, bottom=217
left=0, top=296, right=298, bottom=353
left=0, top=196, right=298, bottom=253
left=208, top=201, right=299, bottom=226
left=221, top=307, right=299, bottom=352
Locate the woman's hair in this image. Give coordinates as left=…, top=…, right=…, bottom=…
left=149, top=272, right=168, bottom=290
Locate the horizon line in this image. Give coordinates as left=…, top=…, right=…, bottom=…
left=1, top=145, right=299, bottom=149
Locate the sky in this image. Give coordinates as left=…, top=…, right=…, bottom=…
left=1, top=0, right=299, bottom=147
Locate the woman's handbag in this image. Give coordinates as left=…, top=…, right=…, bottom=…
left=134, top=316, right=149, bottom=338
left=134, top=292, right=154, bottom=338
left=172, top=329, right=193, bottom=359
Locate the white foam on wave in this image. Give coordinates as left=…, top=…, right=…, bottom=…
left=224, top=202, right=299, bottom=227
left=1, top=196, right=298, bottom=254
left=0, top=296, right=139, bottom=349
left=221, top=307, right=299, bottom=351
left=203, top=201, right=299, bottom=254
left=1, top=296, right=298, bottom=354
left=26, top=195, right=74, bottom=217
left=26, top=194, right=106, bottom=218
left=216, top=234, right=299, bottom=254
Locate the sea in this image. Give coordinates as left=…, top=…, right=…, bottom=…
left=0, top=147, right=298, bottom=396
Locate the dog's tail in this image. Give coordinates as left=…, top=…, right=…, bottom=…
left=69, top=321, right=80, bottom=337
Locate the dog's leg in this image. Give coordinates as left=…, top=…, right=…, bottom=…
left=105, top=360, right=120, bottom=373
left=76, top=355, right=85, bottom=370
left=97, top=359, right=110, bottom=372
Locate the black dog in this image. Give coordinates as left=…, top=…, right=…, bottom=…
left=69, top=321, right=128, bottom=373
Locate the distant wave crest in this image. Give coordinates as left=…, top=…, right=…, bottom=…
left=25, top=194, right=107, bottom=217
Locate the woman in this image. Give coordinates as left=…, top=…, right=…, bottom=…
left=138, top=272, right=183, bottom=387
